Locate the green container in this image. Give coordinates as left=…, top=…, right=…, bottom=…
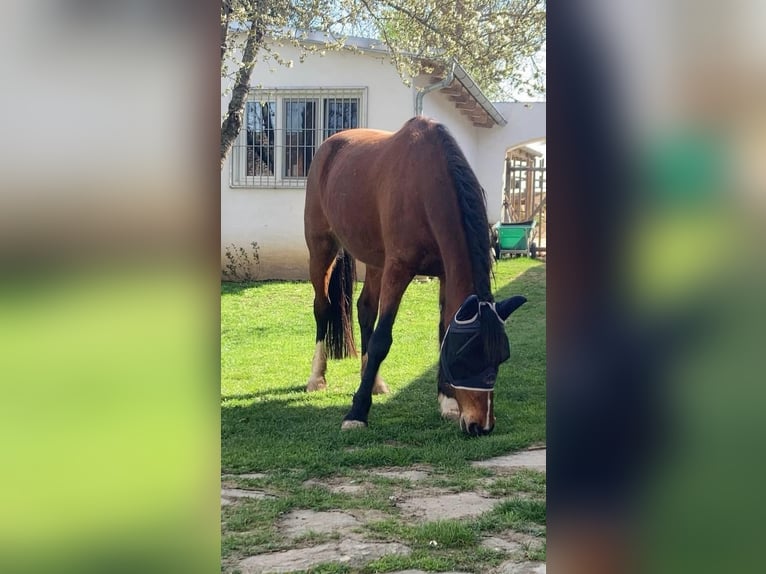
left=495, top=220, right=536, bottom=251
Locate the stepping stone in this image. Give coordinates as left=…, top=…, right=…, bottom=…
left=397, top=492, right=497, bottom=522
left=487, top=530, right=544, bottom=551
left=237, top=538, right=410, bottom=573
left=481, top=536, right=522, bottom=553
left=496, top=561, right=546, bottom=574
left=472, top=449, right=546, bottom=472
left=221, top=488, right=275, bottom=500
left=221, top=472, right=267, bottom=481
left=237, top=472, right=267, bottom=480
left=278, top=510, right=361, bottom=538
left=302, top=478, right=368, bottom=495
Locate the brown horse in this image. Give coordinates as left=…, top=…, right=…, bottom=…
left=304, top=117, right=526, bottom=436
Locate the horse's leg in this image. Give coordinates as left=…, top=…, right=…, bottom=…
left=357, top=266, right=389, bottom=395
left=306, top=236, right=338, bottom=392
left=436, top=277, right=460, bottom=420
left=342, top=261, right=414, bottom=429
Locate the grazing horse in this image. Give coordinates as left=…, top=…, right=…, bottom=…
left=304, top=117, right=526, bottom=436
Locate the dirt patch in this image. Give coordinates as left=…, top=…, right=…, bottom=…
left=346, top=508, right=390, bottom=523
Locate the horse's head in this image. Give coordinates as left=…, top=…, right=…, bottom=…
left=440, top=294, right=527, bottom=436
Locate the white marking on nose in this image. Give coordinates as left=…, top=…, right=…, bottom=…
left=438, top=393, right=460, bottom=420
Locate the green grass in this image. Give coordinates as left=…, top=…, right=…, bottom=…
left=486, top=469, right=547, bottom=497
left=221, top=258, right=545, bottom=474
left=221, top=258, right=546, bottom=572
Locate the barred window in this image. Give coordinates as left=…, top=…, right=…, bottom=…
left=231, top=87, right=367, bottom=188
left=324, top=98, right=358, bottom=138
left=245, top=100, right=276, bottom=179
left=283, top=97, right=317, bottom=178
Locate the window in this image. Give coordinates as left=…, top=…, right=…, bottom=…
left=324, top=97, right=359, bottom=138
left=283, top=97, right=317, bottom=178
left=231, top=88, right=367, bottom=188
left=245, top=100, right=276, bottom=179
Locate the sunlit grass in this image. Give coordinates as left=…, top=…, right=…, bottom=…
left=221, top=258, right=546, bottom=572
left=221, top=258, right=545, bottom=474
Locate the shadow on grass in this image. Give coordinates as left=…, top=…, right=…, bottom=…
left=221, top=265, right=545, bottom=475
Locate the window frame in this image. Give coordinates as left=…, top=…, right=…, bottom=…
left=230, top=87, right=368, bottom=189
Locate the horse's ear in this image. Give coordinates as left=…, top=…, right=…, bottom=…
left=496, top=296, right=527, bottom=322
left=456, top=295, right=479, bottom=321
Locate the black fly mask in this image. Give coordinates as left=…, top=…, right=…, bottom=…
left=439, top=294, right=527, bottom=391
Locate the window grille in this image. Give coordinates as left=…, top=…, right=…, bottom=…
left=231, top=87, right=367, bottom=188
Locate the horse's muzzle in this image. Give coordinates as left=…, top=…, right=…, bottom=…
left=461, top=419, right=494, bottom=437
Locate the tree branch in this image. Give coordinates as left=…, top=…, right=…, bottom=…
left=220, top=18, right=265, bottom=169
left=221, top=0, right=233, bottom=65
left=380, top=1, right=445, bottom=36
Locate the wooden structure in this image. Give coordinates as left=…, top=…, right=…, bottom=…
left=502, top=146, right=546, bottom=251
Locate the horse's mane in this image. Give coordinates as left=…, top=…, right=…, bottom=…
left=431, top=122, right=493, bottom=302
left=431, top=121, right=507, bottom=364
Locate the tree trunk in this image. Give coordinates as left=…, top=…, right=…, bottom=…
left=220, top=18, right=264, bottom=169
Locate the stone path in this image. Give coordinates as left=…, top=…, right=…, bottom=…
left=238, top=539, right=411, bottom=574
left=223, top=448, right=546, bottom=573
left=398, top=491, right=498, bottom=522
left=279, top=510, right=362, bottom=539
left=472, top=448, right=546, bottom=472
left=221, top=488, right=275, bottom=506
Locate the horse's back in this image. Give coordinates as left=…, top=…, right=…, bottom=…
left=308, top=117, right=444, bottom=196
left=305, top=118, right=454, bottom=274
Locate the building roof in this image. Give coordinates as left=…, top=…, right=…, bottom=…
left=428, top=61, right=507, bottom=128
left=287, top=30, right=506, bottom=128
left=507, top=145, right=543, bottom=160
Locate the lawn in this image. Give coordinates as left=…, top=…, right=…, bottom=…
left=221, top=258, right=546, bottom=572
left=221, top=257, right=545, bottom=474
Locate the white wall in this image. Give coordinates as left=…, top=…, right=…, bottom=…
left=417, top=95, right=547, bottom=226
left=472, top=102, right=547, bottom=224
left=417, top=76, right=479, bottom=168
left=221, top=42, right=546, bottom=279
left=221, top=45, right=416, bottom=279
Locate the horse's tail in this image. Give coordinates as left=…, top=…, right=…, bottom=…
left=326, top=249, right=357, bottom=359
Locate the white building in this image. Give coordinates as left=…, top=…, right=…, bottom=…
left=221, top=32, right=545, bottom=279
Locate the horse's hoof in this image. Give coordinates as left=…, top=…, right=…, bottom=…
left=306, top=377, right=327, bottom=392
left=372, top=378, right=389, bottom=395
left=341, top=420, right=367, bottom=430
